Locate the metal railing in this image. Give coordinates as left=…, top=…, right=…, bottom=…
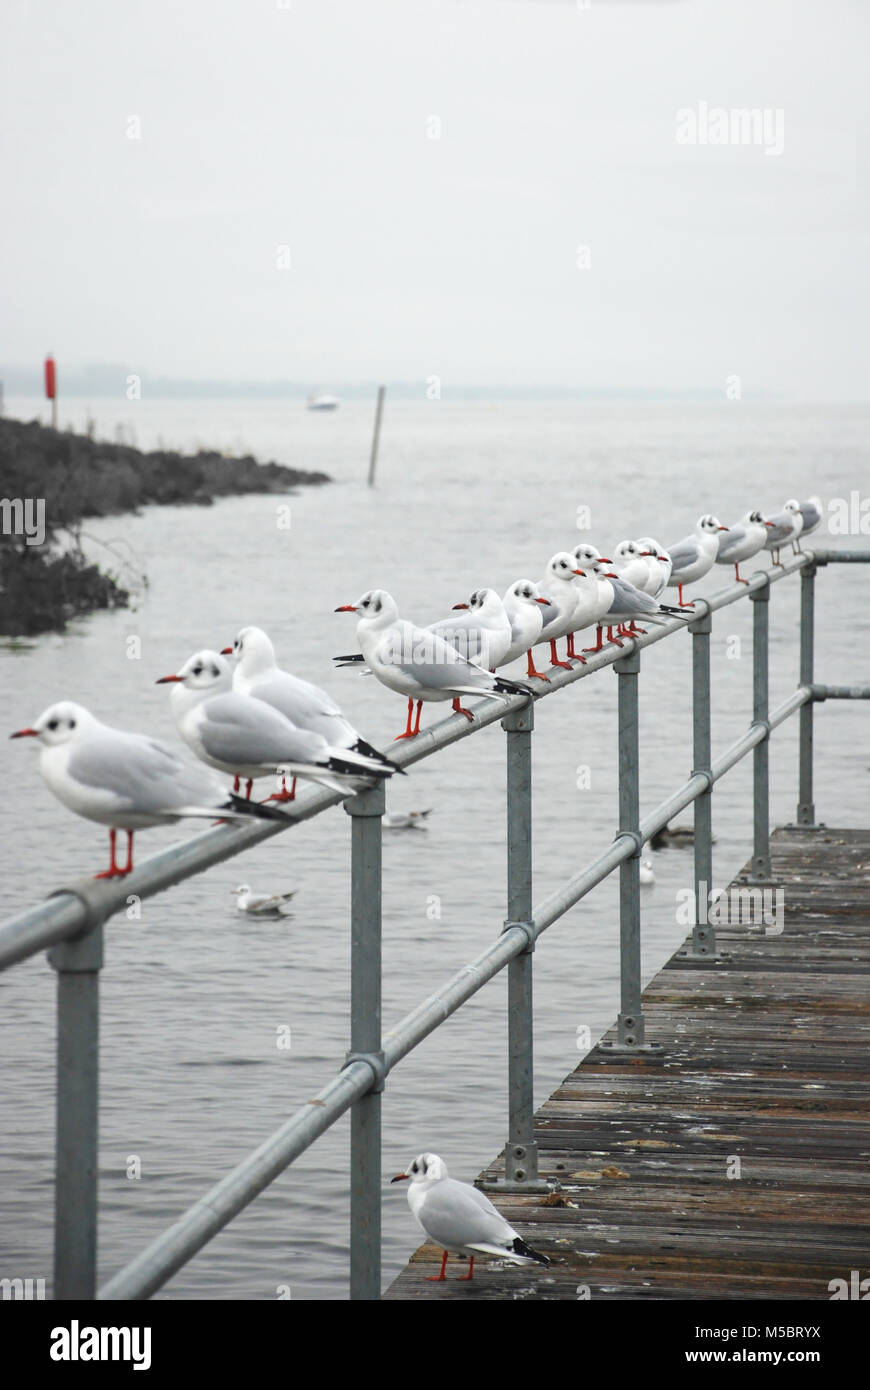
left=2, top=547, right=869, bottom=1301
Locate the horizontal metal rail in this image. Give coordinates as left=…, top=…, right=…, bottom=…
left=2, top=545, right=868, bottom=1303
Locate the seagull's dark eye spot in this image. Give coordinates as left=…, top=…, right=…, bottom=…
left=48, top=719, right=58, bottom=731
left=374, top=599, right=382, bottom=613
left=193, top=665, right=203, bottom=676
left=211, top=665, right=219, bottom=677
left=411, top=1162, right=418, bottom=1173
left=69, top=719, right=76, bottom=729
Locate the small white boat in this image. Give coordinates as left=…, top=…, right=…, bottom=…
left=306, top=393, right=339, bottom=412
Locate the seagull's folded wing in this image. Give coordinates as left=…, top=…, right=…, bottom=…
left=68, top=728, right=222, bottom=814
left=420, top=1179, right=516, bottom=1253
left=666, top=536, right=698, bottom=570
left=376, top=626, right=493, bottom=691
left=198, top=695, right=327, bottom=768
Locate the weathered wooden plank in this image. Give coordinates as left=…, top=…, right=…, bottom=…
left=384, top=828, right=870, bottom=1301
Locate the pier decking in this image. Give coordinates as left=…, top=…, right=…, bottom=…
left=383, top=827, right=870, bottom=1300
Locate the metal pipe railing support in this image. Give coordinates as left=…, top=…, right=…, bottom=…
left=49, top=923, right=103, bottom=1300
left=490, top=703, right=549, bottom=1192
left=344, top=780, right=386, bottom=1301
left=796, top=564, right=818, bottom=826
left=678, top=610, right=722, bottom=961
left=600, top=648, right=661, bottom=1054
left=746, top=580, right=773, bottom=882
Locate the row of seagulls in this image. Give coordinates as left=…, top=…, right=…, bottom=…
left=12, top=626, right=403, bottom=877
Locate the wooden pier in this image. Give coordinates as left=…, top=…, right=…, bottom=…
left=383, top=827, right=870, bottom=1300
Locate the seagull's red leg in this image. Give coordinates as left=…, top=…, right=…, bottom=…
left=426, top=1250, right=449, bottom=1282
left=245, top=778, right=254, bottom=800
left=452, top=697, right=475, bottom=723
left=394, top=698, right=416, bottom=740
left=233, top=775, right=240, bottom=793
left=678, top=583, right=695, bottom=608
left=95, top=828, right=124, bottom=879
left=566, top=634, right=586, bottom=664
left=549, top=639, right=572, bottom=670
left=263, top=775, right=296, bottom=804
left=122, top=831, right=134, bottom=875
left=734, top=563, right=748, bottom=584
left=526, top=649, right=550, bottom=681
left=606, top=626, right=625, bottom=647
left=457, top=1256, right=475, bottom=1282
left=413, top=701, right=423, bottom=735
left=583, top=625, right=605, bottom=653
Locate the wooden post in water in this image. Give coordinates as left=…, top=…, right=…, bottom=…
left=367, top=385, right=385, bottom=487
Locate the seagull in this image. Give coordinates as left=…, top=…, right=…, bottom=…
left=391, top=1152, right=550, bottom=1282
left=335, top=590, right=530, bottom=739
left=612, top=539, right=654, bottom=593
left=639, top=858, right=656, bottom=886
left=157, top=650, right=394, bottom=801
left=501, top=580, right=552, bottom=681
left=232, top=883, right=297, bottom=916
left=715, top=510, right=774, bottom=584
left=10, top=701, right=286, bottom=878
left=666, top=514, right=728, bottom=607
left=763, top=500, right=803, bottom=566
left=634, top=538, right=672, bottom=598
left=795, top=496, right=823, bottom=552
left=383, top=809, right=432, bottom=830
left=536, top=552, right=587, bottom=669
left=223, top=626, right=401, bottom=801
left=427, top=588, right=512, bottom=670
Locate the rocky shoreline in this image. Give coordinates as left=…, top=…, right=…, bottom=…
left=0, top=418, right=330, bottom=636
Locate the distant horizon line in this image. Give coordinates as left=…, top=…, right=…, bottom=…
left=0, top=366, right=867, bottom=405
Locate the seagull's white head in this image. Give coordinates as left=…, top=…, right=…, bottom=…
left=636, top=537, right=661, bottom=556
left=225, top=626, right=276, bottom=674
left=11, top=701, right=95, bottom=747
left=336, top=590, right=398, bottom=626
left=504, top=579, right=550, bottom=610
left=391, top=1152, right=449, bottom=1184
left=614, top=539, right=642, bottom=563
left=546, top=552, right=585, bottom=583
left=698, top=514, right=728, bottom=534
left=462, top=588, right=501, bottom=616
left=784, top=498, right=802, bottom=514
left=231, top=884, right=251, bottom=897
left=572, top=543, right=605, bottom=567
left=158, top=650, right=231, bottom=693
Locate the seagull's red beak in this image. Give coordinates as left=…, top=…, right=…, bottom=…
left=717, top=526, right=728, bottom=531
left=573, top=568, right=586, bottom=576
left=10, top=727, right=39, bottom=738
left=390, top=1172, right=410, bottom=1183
left=598, top=558, right=612, bottom=563
left=452, top=602, right=470, bottom=610
left=536, top=597, right=551, bottom=605
left=334, top=605, right=357, bottom=613
left=605, top=572, right=620, bottom=579
left=764, top=521, right=775, bottom=527
left=155, top=674, right=184, bottom=684
left=658, top=555, right=669, bottom=561
left=220, top=646, right=233, bottom=655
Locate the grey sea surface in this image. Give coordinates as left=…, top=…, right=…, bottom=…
left=1, top=397, right=868, bottom=1299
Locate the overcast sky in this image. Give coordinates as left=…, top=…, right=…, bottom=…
left=2, top=0, right=867, bottom=396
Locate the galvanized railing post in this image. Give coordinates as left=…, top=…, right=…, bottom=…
left=601, top=648, right=661, bottom=1054
left=681, top=610, right=720, bottom=960
left=344, top=780, right=386, bottom=1301
left=748, top=580, right=772, bottom=880
left=797, top=564, right=816, bottom=825
left=49, top=923, right=103, bottom=1299
left=496, top=702, right=549, bottom=1191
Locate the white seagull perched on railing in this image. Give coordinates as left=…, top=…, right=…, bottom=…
left=762, top=500, right=804, bottom=566
left=157, top=650, right=396, bottom=802
left=796, top=496, right=823, bottom=552
left=222, top=625, right=400, bottom=801
left=335, top=590, right=530, bottom=740
left=392, top=1152, right=550, bottom=1283
left=501, top=580, right=553, bottom=681
left=426, top=587, right=512, bottom=670
left=10, top=701, right=287, bottom=879
left=634, top=538, right=672, bottom=598
left=715, top=510, right=774, bottom=584
left=536, top=551, right=588, bottom=669
left=666, top=514, right=729, bottom=607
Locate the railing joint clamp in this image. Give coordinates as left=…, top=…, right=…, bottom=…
left=503, top=919, right=537, bottom=953
left=615, top=829, right=644, bottom=859
left=342, top=1050, right=387, bottom=1093
left=807, top=683, right=827, bottom=703
left=691, top=769, right=715, bottom=794
left=750, top=718, right=772, bottom=740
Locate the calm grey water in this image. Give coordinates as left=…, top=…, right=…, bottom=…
left=1, top=396, right=868, bottom=1299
